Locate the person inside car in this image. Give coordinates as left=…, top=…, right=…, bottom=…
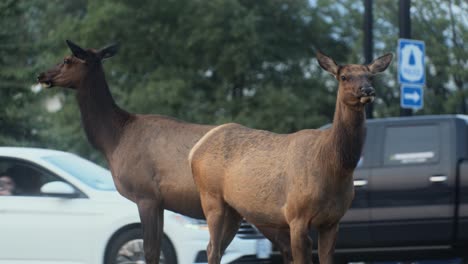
left=0, top=174, right=15, bottom=196
left=4, top=166, right=42, bottom=196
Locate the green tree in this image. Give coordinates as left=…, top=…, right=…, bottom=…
left=3, top=0, right=466, bottom=163
left=338, top=0, right=468, bottom=116
left=29, top=0, right=350, bottom=163
left=0, top=0, right=46, bottom=145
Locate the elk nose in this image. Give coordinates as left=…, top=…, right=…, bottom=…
left=361, top=86, right=375, bottom=96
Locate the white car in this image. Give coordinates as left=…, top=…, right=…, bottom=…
left=0, top=147, right=272, bottom=264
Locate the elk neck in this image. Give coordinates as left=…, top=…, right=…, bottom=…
left=320, top=95, right=366, bottom=174
left=76, top=64, right=133, bottom=156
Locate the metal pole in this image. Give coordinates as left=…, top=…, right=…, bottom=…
left=364, top=0, right=373, bottom=119
left=399, top=0, right=413, bottom=116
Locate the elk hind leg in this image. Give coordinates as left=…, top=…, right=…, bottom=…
left=219, top=205, right=243, bottom=255
left=201, top=192, right=228, bottom=264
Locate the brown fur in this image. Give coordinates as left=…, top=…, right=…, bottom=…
left=37, top=40, right=303, bottom=263
left=189, top=51, right=393, bottom=264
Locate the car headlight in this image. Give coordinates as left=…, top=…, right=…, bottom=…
left=170, top=214, right=208, bottom=230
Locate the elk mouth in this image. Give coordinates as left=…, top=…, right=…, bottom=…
left=36, top=74, right=54, bottom=88
left=359, top=95, right=375, bottom=104
left=39, top=81, right=53, bottom=88
left=359, top=88, right=376, bottom=104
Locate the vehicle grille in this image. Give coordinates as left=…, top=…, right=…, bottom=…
left=236, top=221, right=264, bottom=239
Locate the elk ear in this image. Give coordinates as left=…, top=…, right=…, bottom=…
left=368, top=53, right=393, bottom=74
left=66, top=40, right=88, bottom=60
left=97, top=43, right=119, bottom=60
left=316, top=51, right=339, bottom=76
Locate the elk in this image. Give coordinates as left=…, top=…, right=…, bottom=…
left=189, top=51, right=393, bottom=264
left=37, top=40, right=294, bottom=264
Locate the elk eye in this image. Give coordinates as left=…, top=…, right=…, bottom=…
left=64, top=59, right=71, bottom=64
left=340, top=75, right=346, bottom=81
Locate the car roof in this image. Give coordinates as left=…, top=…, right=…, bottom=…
left=0, top=147, right=73, bottom=160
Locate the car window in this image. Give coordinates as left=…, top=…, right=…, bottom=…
left=0, top=159, right=67, bottom=197
left=43, top=154, right=116, bottom=191
left=383, top=124, right=440, bottom=166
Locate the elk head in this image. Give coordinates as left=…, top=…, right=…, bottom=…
left=37, top=40, right=118, bottom=89
left=317, top=51, right=393, bottom=108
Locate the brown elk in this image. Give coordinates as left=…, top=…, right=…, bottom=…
left=189, top=51, right=393, bottom=264
left=37, top=40, right=295, bottom=264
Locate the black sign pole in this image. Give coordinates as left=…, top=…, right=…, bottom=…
left=399, top=0, right=413, bottom=116
left=364, top=0, right=374, bottom=119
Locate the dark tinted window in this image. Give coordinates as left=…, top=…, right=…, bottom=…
left=383, top=125, right=440, bottom=166
left=0, top=159, right=65, bottom=197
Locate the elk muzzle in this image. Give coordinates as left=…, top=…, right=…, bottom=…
left=359, top=86, right=375, bottom=104
left=37, top=73, right=53, bottom=88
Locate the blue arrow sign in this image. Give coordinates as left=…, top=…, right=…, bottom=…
left=401, top=85, right=423, bottom=110
left=398, top=39, right=425, bottom=85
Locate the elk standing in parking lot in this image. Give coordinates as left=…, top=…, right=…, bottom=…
left=37, top=40, right=295, bottom=264
left=189, top=51, right=393, bottom=264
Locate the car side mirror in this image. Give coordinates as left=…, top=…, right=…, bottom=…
left=40, top=181, right=79, bottom=198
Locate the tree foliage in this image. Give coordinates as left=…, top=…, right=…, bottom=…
left=0, top=0, right=466, bottom=163
left=0, top=1, right=46, bottom=145
left=344, top=0, right=468, bottom=116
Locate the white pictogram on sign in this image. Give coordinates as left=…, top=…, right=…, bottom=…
left=400, top=44, right=424, bottom=82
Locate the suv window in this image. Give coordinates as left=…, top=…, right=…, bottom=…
left=383, top=125, right=440, bottom=166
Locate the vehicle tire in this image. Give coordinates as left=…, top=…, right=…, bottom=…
left=160, top=235, right=177, bottom=264
left=105, top=228, right=177, bottom=264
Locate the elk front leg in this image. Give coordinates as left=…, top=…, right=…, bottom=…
left=318, top=224, right=339, bottom=264
left=257, top=226, right=293, bottom=264
left=289, top=219, right=313, bottom=264
left=137, top=200, right=164, bottom=264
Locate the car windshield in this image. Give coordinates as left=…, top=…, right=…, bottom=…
left=43, top=154, right=116, bottom=191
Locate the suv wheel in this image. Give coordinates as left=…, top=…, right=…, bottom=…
left=105, top=228, right=177, bottom=264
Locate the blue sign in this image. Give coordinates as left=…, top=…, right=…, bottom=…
left=398, top=39, right=425, bottom=85
left=401, top=85, right=423, bottom=110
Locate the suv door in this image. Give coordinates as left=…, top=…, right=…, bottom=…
left=369, top=120, right=455, bottom=246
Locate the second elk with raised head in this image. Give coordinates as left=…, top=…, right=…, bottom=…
left=189, top=51, right=393, bottom=264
